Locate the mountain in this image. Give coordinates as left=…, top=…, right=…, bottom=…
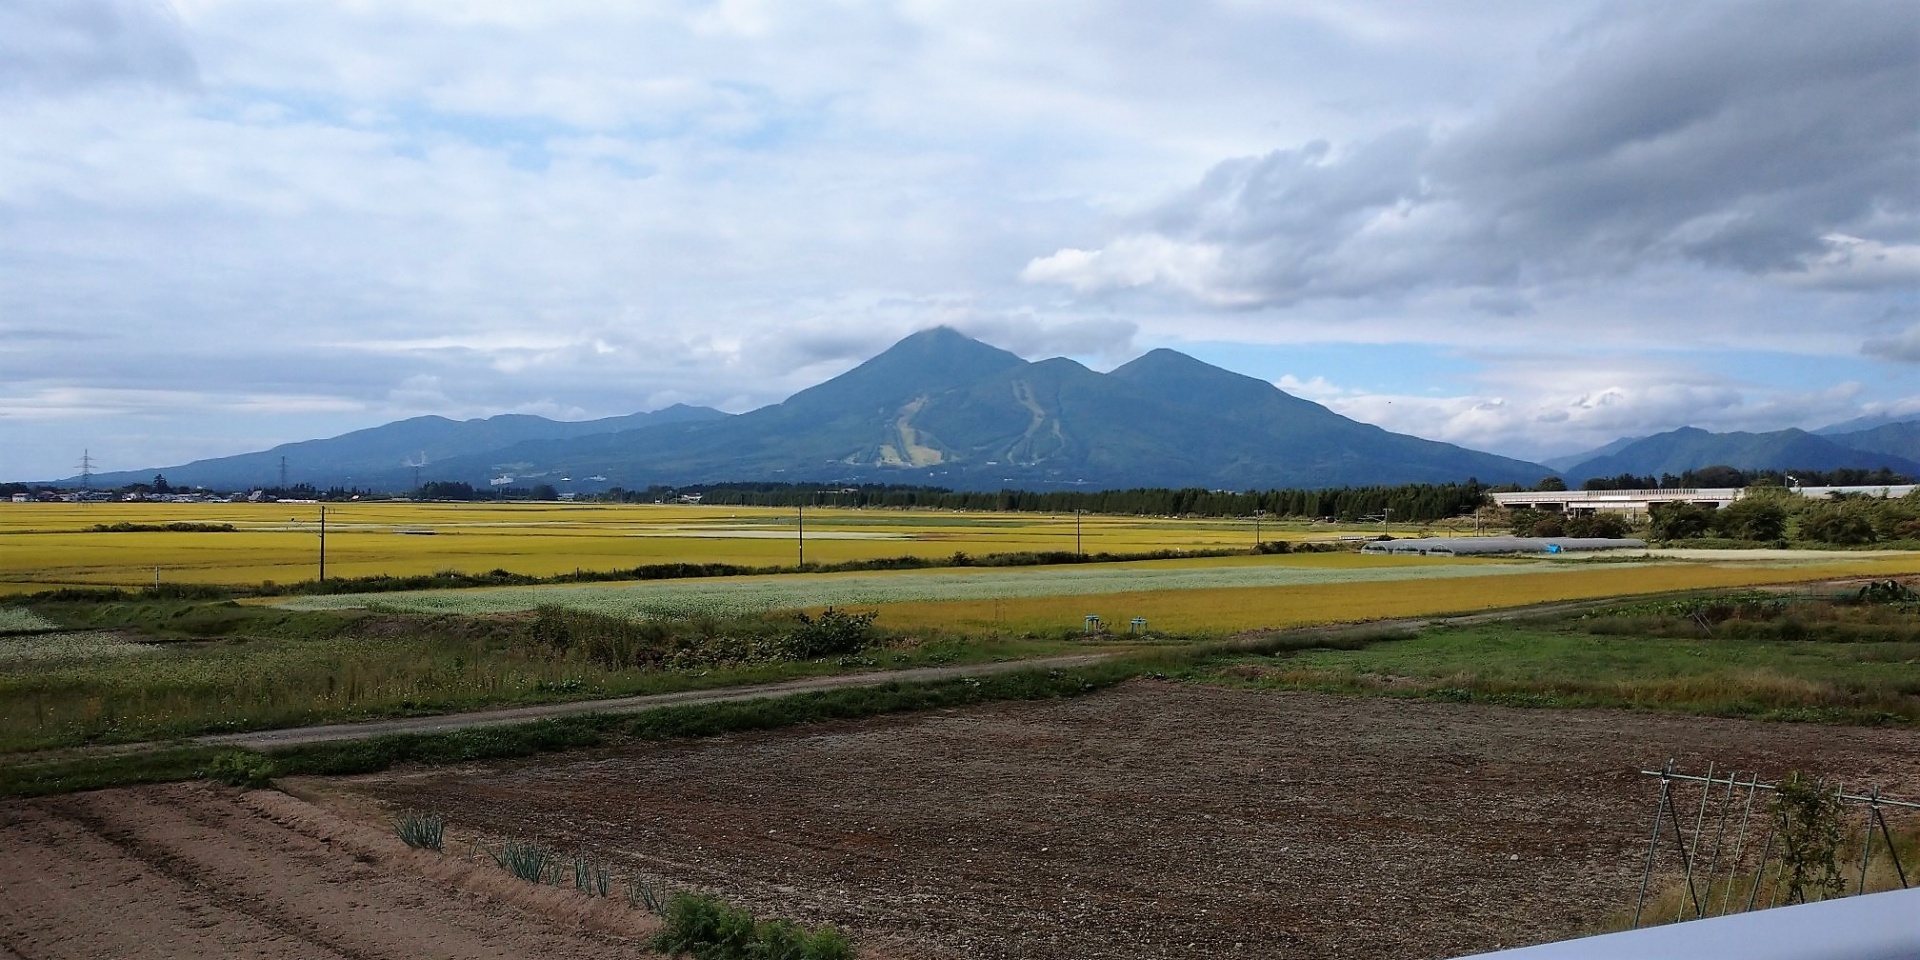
left=408, top=327, right=1551, bottom=491
left=1561, top=426, right=1920, bottom=484
left=1827, top=420, right=1920, bottom=463
left=61, top=405, right=729, bottom=490
left=1815, top=412, right=1916, bottom=435
left=1540, top=436, right=1644, bottom=474
left=41, top=329, right=1557, bottom=492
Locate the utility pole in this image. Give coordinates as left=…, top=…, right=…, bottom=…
left=297, top=506, right=327, bottom=582
left=797, top=501, right=805, bottom=568
left=1254, top=509, right=1264, bottom=546
left=1075, top=509, right=1083, bottom=556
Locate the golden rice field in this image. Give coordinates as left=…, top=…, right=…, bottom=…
left=0, top=501, right=1371, bottom=594
left=867, top=556, right=1920, bottom=633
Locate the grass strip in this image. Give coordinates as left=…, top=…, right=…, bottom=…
left=0, top=745, right=227, bottom=799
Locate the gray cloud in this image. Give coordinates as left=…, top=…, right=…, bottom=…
left=1863, top=324, right=1920, bottom=364
left=0, top=0, right=199, bottom=96
left=1029, top=0, right=1920, bottom=305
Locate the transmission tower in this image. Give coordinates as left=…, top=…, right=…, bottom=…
left=279, top=456, right=288, bottom=490
left=78, top=450, right=94, bottom=490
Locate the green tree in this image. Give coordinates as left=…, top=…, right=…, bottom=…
left=1713, top=498, right=1786, bottom=541
left=1564, top=512, right=1630, bottom=538
left=1648, top=502, right=1713, bottom=540
left=1797, top=501, right=1878, bottom=545
left=1534, top=476, right=1567, bottom=492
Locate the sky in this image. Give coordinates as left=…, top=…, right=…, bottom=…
left=2, top=0, right=1917, bottom=481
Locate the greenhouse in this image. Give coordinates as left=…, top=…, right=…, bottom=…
left=1360, top=536, right=1648, bottom=556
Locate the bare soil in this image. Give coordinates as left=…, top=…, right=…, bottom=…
left=318, top=683, right=1920, bottom=960
left=5, top=684, right=1916, bottom=960
left=0, top=781, right=659, bottom=959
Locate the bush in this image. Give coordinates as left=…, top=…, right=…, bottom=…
left=205, top=750, right=276, bottom=788
left=782, top=607, right=878, bottom=659
left=654, top=893, right=853, bottom=960
left=1649, top=501, right=1713, bottom=540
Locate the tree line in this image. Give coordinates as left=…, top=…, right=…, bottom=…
left=586, top=480, right=1494, bottom=523
left=1573, top=466, right=1908, bottom=491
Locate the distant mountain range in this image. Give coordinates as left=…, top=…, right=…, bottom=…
left=1556, top=423, right=1920, bottom=484
left=67, top=405, right=729, bottom=491
left=37, top=328, right=1920, bottom=493
left=45, top=328, right=1549, bottom=492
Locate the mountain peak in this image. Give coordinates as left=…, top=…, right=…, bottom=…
left=1110, top=346, right=1304, bottom=410
left=773, top=327, right=1026, bottom=416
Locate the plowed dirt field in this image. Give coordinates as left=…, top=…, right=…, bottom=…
left=0, top=782, right=659, bottom=959
left=5, top=684, right=1916, bottom=959
left=325, top=683, right=1920, bottom=960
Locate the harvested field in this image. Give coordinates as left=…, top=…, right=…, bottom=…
left=316, top=683, right=1920, bottom=960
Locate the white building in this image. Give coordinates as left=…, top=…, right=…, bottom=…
left=1492, top=485, right=1917, bottom=518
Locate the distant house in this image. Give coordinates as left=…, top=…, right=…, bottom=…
left=9, top=493, right=26, bottom=503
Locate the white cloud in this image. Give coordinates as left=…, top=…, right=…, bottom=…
left=1022, top=236, right=1247, bottom=304
left=1299, top=368, right=1873, bottom=461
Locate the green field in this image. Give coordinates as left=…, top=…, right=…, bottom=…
left=1200, top=594, right=1920, bottom=725
left=271, top=553, right=1534, bottom=618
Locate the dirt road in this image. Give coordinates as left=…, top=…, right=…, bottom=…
left=191, top=597, right=1637, bottom=753
left=197, top=652, right=1114, bottom=749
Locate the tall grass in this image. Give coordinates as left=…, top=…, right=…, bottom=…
left=0, top=600, right=1073, bottom=752
left=1203, top=597, right=1920, bottom=724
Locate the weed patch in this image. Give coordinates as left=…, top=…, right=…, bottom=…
left=654, top=892, right=853, bottom=960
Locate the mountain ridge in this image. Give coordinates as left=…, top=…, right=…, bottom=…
left=1562, top=425, right=1920, bottom=484
left=40, top=328, right=1563, bottom=491
left=283, top=328, right=1552, bottom=491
